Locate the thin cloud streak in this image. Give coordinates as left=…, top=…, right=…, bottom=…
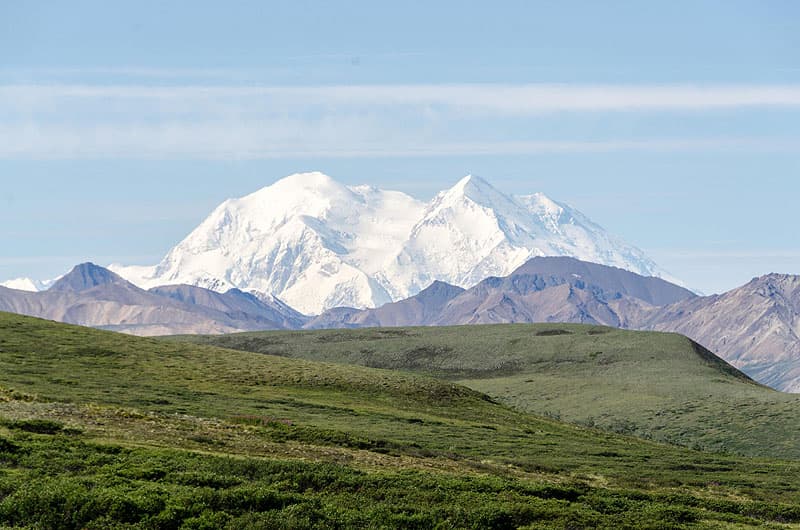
left=651, top=249, right=800, bottom=259
left=3, top=82, right=800, bottom=159
left=3, top=83, right=800, bottom=112
left=0, top=123, right=797, bottom=159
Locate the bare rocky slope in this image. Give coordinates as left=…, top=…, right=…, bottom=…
left=644, top=274, right=800, bottom=392
left=307, top=256, right=696, bottom=329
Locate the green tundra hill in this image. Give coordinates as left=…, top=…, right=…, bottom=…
left=2, top=312, right=800, bottom=528
left=174, top=323, right=800, bottom=460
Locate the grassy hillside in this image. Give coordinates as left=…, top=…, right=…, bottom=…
left=3, top=312, right=800, bottom=528
left=175, top=323, right=800, bottom=459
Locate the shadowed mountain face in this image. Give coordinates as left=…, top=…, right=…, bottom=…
left=149, top=285, right=308, bottom=330
left=0, top=263, right=308, bottom=335
left=49, top=262, right=126, bottom=292
left=502, top=257, right=696, bottom=306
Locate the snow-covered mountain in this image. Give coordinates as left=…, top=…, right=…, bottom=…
left=0, top=277, right=58, bottom=292
left=110, top=171, right=676, bottom=314
left=380, top=174, right=673, bottom=300
left=111, top=172, right=425, bottom=313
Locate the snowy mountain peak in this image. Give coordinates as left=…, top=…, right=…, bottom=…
left=449, top=174, right=489, bottom=195
left=111, top=172, right=678, bottom=314
left=0, top=276, right=60, bottom=292
left=276, top=170, right=336, bottom=186
left=439, top=174, right=516, bottom=211
left=233, top=171, right=358, bottom=223
left=0, top=277, right=43, bottom=292
left=256, top=171, right=348, bottom=199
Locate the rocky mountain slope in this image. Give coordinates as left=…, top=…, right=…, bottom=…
left=644, top=274, right=800, bottom=392
left=0, top=263, right=307, bottom=335
left=307, top=256, right=696, bottom=328
left=109, top=172, right=674, bottom=314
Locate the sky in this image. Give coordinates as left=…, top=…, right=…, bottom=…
left=1, top=0, right=799, bottom=294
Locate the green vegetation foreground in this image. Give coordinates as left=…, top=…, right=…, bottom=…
left=2, top=312, right=800, bottom=528
left=177, top=323, right=800, bottom=459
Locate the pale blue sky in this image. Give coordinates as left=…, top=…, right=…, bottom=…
left=1, top=1, right=798, bottom=293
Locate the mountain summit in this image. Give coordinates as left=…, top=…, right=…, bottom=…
left=111, top=172, right=676, bottom=314
left=50, top=262, right=128, bottom=292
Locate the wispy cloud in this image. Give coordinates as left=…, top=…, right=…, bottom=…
left=4, top=83, right=800, bottom=112
left=651, top=249, right=800, bottom=260
left=1, top=128, right=796, bottom=159
left=0, top=254, right=162, bottom=265
left=1, top=83, right=799, bottom=159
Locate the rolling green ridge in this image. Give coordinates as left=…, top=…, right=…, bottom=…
left=174, top=324, right=800, bottom=459
left=2, top=312, right=800, bottom=528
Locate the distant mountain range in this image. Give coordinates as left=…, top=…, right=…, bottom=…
left=102, top=172, right=674, bottom=314
left=306, top=257, right=693, bottom=329
left=2, top=258, right=797, bottom=392
left=0, top=263, right=308, bottom=335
